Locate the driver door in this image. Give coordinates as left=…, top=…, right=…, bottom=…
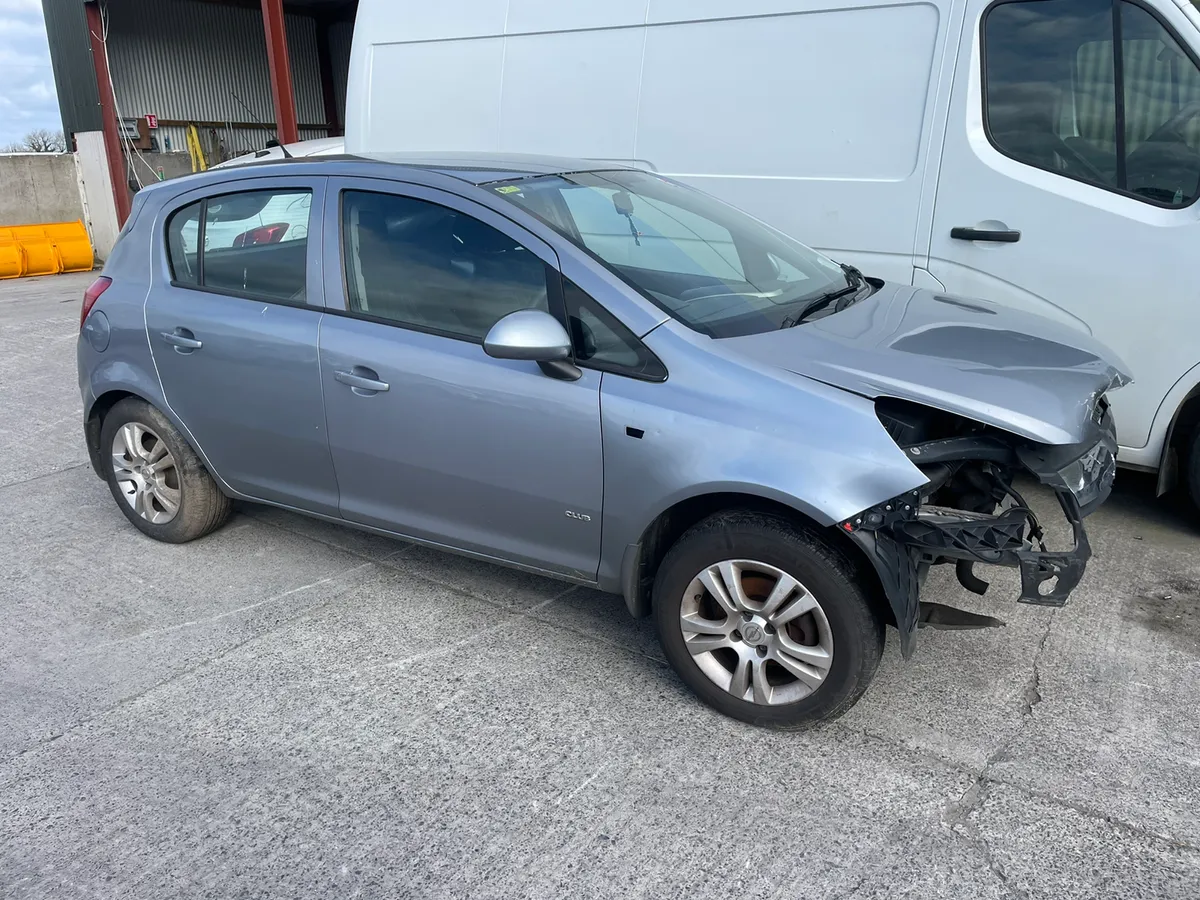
left=927, top=0, right=1200, bottom=452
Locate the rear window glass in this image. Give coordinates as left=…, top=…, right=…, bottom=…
left=165, top=189, right=312, bottom=302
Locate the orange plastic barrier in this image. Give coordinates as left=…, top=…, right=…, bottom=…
left=0, top=220, right=94, bottom=279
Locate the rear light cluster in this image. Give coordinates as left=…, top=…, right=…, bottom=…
left=80, top=276, right=112, bottom=330
left=232, top=222, right=289, bottom=247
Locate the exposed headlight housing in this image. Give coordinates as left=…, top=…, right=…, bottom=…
left=1052, top=440, right=1116, bottom=513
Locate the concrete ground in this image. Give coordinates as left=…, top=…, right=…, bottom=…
left=2, top=272, right=1199, bottom=900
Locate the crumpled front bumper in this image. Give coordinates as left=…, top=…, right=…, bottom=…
left=841, top=411, right=1118, bottom=658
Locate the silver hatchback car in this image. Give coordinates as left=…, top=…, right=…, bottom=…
left=78, top=153, right=1128, bottom=728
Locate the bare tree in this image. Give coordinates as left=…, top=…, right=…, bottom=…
left=2, top=129, right=67, bottom=153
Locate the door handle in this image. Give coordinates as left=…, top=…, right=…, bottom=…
left=950, top=227, right=1021, bottom=243
left=334, top=366, right=390, bottom=395
left=160, top=328, right=203, bottom=352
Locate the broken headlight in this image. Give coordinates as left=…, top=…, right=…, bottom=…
left=1052, top=440, right=1116, bottom=512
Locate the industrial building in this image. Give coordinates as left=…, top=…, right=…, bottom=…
left=38, top=0, right=357, bottom=247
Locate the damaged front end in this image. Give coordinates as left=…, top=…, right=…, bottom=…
left=844, top=397, right=1118, bottom=657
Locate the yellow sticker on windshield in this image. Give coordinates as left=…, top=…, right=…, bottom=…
left=495, top=185, right=522, bottom=194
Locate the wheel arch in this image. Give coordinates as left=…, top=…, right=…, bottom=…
left=85, top=387, right=232, bottom=498
left=85, top=389, right=144, bottom=480
left=1156, top=382, right=1200, bottom=496
left=619, top=490, right=892, bottom=627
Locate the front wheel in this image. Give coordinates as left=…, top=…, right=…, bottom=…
left=653, top=511, right=884, bottom=729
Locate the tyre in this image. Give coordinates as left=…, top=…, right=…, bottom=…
left=653, top=510, right=885, bottom=729
left=1187, top=423, right=1200, bottom=515
left=100, top=398, right=231, bottom=543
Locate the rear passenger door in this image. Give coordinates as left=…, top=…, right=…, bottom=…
left=317, top=178, right=604, bottom=579
left=147, top=177, right=340, bottom=515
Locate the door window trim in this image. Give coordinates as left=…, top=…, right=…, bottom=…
left=328, top=180, right=566, bottom=345
left=325, top=177, right=667, bottom=381
left=159, top=179, right=323, bottom=307
left=979, top=0, right=1200, bottom=209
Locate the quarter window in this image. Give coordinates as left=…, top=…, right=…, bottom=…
left=563, top=279, right=667, bottom=381
left=165, top=189, right=311, bottom=301
left=983, top=0, right=1200, bottom=206
left=341, top=190, right=551, bottom=342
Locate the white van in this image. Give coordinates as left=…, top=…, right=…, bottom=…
left=345, top=0, right=1200, bottom=510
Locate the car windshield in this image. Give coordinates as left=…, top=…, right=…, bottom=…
left=491, top=169, right=850, bottom=337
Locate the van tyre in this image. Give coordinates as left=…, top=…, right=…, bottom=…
left=101, top=398, right=232, bottom=543
left=653, top=510, right=884, bottom=729
left=1187, top=423, right=1200, bottom=515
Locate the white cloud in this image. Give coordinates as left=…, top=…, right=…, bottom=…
left=0, top=0, right=58, bottom=145
left=0, top=0, right=44, bottom=14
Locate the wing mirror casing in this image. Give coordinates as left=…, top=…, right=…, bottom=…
left=483, top=309, right=581, bottom=380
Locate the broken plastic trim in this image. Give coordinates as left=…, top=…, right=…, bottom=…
left=843, top=486, right=1092, bottom=658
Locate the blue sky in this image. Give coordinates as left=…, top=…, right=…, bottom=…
left=0, top=0, right=60, bottom=146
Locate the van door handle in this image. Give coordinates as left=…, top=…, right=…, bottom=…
left=950, top=227, right=1021, bottom=243
left=334, top=366, right=390, bottom=396
left=160, top=328, right=203, bottom=352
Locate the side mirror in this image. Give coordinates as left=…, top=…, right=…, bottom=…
left=483, top=309, right=581, bottom=380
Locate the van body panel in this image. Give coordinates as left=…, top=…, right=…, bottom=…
left=927, top=0, right=1200, bottom=452
left=348, top=0, right=954, bottom=288
left=346, top=0, right=1200, bottom=474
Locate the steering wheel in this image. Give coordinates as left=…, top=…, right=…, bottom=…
left=1049, top=135, right=1111, bottom=183
left=1140, top=100, right=1200, bottom=146
left=1126, top=101, right=1200, bottom=203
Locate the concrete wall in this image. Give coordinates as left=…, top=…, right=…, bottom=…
left=133, top=151, right=198, bottom=184
left=75, top=132, right=120, bottom=261
left=0, top=153, right=86, bottom=227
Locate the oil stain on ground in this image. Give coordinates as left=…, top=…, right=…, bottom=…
left=1122, top=576, right=1200, bottom=655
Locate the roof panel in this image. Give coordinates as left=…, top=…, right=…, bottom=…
left=357, top=151, right=634, bottom=184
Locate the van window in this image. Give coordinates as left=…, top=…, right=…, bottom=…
left=983, top=0, right=1200, bottom=206
left=340, top=190, right=551, bottom=341
left=165, top=189, right=311, bottom=301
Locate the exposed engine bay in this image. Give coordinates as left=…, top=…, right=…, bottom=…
left=844, top=396, right=1119, bottom=657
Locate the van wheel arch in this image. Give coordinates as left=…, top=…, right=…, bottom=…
left=623, top=492, right=893, bottom=628
left=1157, top=385, right=1200, bottom=503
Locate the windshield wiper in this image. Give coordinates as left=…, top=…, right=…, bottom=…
left=779, top=265, right=866, bottom=329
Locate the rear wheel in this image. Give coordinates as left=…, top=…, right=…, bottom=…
left=653, top=511, right=884, bottom=729
left=100, top=398, right=231, bottom=543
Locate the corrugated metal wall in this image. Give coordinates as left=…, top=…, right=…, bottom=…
left=41, top=0, right=102, bottom=135
left=102, top=0, right=338, bottom=159
left=329, top=18, right=354, bottom=125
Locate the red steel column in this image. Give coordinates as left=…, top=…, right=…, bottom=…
left=261, top=0, right=300, bottom=146
left=85, top=1, right=132, bottom=226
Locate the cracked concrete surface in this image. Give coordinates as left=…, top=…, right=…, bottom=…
left=2, top=273, right=1199, bottom=898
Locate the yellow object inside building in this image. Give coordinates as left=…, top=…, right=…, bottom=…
left=0, top=221, right=94, bottom=279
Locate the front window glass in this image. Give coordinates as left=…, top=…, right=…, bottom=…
left=1120, top=2, right=1200, bottom=204
left=493, top=170, right=850, bottom=338
left=341, top=190, right=550, bottom=341
left=983, top=0, right=1200, bottom=206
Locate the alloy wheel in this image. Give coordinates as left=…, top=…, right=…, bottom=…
left=111, top=422, right=181, bottom=525
left=680, top=559, right=834, bottom=705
